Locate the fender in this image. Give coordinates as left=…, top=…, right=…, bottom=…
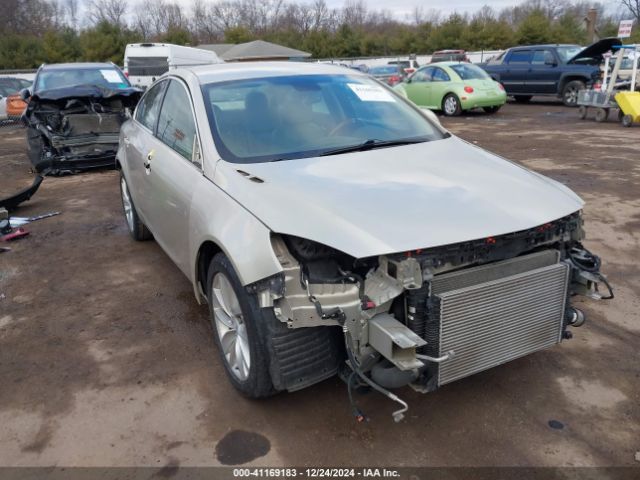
left=188, top=174, right=282, bottom=298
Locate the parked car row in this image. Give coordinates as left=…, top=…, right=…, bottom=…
left=374, top=38, right=623, bottom=116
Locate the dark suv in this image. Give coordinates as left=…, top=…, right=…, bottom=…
left=482, top=38, right=621, bottom=106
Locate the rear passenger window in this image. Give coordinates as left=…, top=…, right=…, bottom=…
left=135, top=81, right=166, bottom=131
left=156, top=80, right=197, bottom=162
left=508, top=50, right=533, bottom=64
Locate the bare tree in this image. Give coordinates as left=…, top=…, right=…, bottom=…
left=620, top=0, right=640, bottom=21
left=86, top=0, right=128, bottom=26
left=64, top=0, right=79, bottom=28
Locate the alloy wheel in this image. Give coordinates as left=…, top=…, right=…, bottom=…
left=211, top=272, right=251, bottom=381
left=444, top=96, right=458, bottom=115
left=120, top=176, right=134, bottom=233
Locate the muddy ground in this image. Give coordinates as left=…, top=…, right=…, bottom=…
left=0, top=101, right=638, bottom=468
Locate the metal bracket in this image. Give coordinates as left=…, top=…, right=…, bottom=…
left=416, top=350, right=455, bottom=364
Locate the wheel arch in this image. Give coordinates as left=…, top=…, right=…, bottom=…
left=558, top=74, right=588, bottom=93
left=195, top=239, right=224, bottom=304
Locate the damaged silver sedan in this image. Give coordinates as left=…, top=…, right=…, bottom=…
left=117, top=63, right=612, bottom=421
left=22, top=62, right=141, bottom=174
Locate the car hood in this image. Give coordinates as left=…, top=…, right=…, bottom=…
left=30, top=84, right=142, bottom=103
left=214, top=136, right=583, bottom=258
left=568, top=37, right=622, bottom=64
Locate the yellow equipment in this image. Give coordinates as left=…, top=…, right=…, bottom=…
left=615, top=91, right=640, bottom=127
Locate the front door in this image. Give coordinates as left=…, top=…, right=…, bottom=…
left=142, top=78, right=203, bottom=275
left=527, top=49, right=561, bottom=94
left=405, top=67, right=434, bottom=107
left=127, top=79, right=168, bottom=224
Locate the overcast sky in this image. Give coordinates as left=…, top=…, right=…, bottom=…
left=324, top=0, right=524, bottom=17
left=94, top=0, right=528, bottom=20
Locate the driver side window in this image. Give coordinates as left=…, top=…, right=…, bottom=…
left=156, top=80, right=199, bottom=165
left=412, top=68, right=433, bottom=83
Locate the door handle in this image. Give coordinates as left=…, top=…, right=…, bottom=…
left=144, top=149, right=154, bottom=169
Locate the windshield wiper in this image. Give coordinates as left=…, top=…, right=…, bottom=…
left=319, top=138, right=428, bottom=157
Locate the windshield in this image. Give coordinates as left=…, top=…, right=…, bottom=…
left=202, top=74, right=444, bottom=164
left=450, top=64, right=490, bottom=80
left=36, top=67, right=129, bottom=92
left=556, top=46, right=583, bottom=63
left=370, top=66, right=402, bottom=75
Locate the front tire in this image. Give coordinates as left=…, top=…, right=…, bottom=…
left=207, top=253, right=276, bottom=398
left=442, top=94, right=462, bottom=116
left=562, top=80, right=585, bottom=107
left=120, top=173, right=152, bottom=241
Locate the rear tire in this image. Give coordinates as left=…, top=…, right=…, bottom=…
left=482, top=106, right=501, bottom=114
left=120, top=172, right=152, bottom=241
left=514, top=95, right=532, bottom=103
left=562, top=80, right=585, bottom=107
left=442, top=94, right=462, bottom=116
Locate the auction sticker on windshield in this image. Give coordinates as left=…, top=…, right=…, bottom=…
left=347, top=83, right=395, bottom=102
left=101, top=69, right=123, bottom=83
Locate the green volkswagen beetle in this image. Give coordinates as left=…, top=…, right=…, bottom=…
left=394, top=62, right=507, bottom=116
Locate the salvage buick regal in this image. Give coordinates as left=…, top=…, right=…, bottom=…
left=22, top=63, right=141, bottom=174
left=117, top=63, right=612, bottom=421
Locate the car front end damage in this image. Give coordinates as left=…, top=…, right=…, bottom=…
left=251, top=211, right=612, bottom=421
left=23, top=86, right=141, bottom=174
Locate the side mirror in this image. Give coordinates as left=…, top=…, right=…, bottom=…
left=0, top=94, right=4, bottom=101
left=19, top=88, right=31, bottom=101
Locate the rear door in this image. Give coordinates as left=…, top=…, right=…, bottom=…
left=142, top=78, right=203, bottom=275
left=502, top=49, right=533, bottom=94
left=126, top=79, right=168, bottom=221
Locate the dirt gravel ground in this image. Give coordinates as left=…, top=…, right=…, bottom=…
left=0, top=101, right=639, bottom=469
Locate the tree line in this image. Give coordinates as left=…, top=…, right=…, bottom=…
left=0, top=0, right=638, bottom=69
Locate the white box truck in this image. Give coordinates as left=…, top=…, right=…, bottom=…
left=124, top=43, right=223, bottom=88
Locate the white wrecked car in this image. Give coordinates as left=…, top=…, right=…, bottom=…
left=117, top=62, right=612, bottom=421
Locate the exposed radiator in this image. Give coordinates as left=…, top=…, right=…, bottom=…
left=424, top=250, right=569, bottom=386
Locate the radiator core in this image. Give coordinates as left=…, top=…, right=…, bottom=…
left=426, top=250, right=569, bottom=386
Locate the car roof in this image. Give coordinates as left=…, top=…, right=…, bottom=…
left=40, top=62, right=117, bottom=70
left=423, top=61, right=476, bottom=68
left=509, top=44, right=579, bottom=49
left=433, top=50, right=465, bottom=54
left=184, top=61, right=366, bottom=84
